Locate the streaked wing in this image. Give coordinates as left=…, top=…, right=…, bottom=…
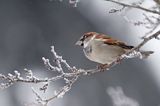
left=96, top=33, right=134, bottom=49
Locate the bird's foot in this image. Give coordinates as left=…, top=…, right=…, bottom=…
left=116, top=56, right=122, bottom=64
left=97, top=64, right=109, bottom=71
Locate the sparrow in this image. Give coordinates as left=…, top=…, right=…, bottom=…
left=76, top=32, right=153, bottom=68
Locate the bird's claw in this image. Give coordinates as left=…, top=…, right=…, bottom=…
left=97, top=64, right=109, bottom=71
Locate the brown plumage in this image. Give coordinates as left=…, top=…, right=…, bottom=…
left=84, top=32, right=134, bottom=49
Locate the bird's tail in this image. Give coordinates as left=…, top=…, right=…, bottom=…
left=140, top=51, right=154, bottom=59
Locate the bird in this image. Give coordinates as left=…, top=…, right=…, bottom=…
left=75, top=32, right=153, bottom=69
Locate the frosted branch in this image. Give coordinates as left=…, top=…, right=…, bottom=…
left=106, top=0, right=160, bottom=39
left=106, top=0, right=160, bottom=15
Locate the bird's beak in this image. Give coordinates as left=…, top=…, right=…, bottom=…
left=75, top=40, right=82, bottom=46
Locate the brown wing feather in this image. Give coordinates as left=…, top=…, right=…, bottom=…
left=96, top=33, right=134, bottom=49
left=95, top=34, right=111, bottom=39
left=104, top=38, right=134, bottom=49
left=84, top=32, right=134, bottom=49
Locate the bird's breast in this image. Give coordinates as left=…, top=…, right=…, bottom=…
left=83, top=41, right=125, bottom=64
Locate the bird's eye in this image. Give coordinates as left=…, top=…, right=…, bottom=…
left=81, top=43, right=84, bottom=46
left=83, top=35, right=88, bottom=39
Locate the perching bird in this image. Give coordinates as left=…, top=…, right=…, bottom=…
left=76, top=32, right=153, bottom=67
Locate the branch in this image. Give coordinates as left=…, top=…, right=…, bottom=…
left=106, top=0, right=160, bottom=38
left=134, top=30, right=160, bottom=50
left=106, top=0, right=160, bottom=15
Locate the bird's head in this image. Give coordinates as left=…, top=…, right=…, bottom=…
left=75, top=32, right=97, bottom=48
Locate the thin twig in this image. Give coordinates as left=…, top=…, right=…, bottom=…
left=106, top=0, right=160, bottom=15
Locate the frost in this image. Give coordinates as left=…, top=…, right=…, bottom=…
left=64, top=78, right=70, bottom=83
left=121, top=50, right=143, bottom=59
left=14, top=70, right=20, bottom=77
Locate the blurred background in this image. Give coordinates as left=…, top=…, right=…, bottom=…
left=0, top=0, right=160, bottom=106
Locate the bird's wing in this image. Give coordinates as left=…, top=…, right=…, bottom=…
left=96, top=34, right=134, bottom=49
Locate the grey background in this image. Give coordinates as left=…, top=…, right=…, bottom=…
left=0, top=0, right=159, bottom=106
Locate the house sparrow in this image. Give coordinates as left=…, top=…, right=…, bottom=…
left=76, top=32, right=153, bottom=67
